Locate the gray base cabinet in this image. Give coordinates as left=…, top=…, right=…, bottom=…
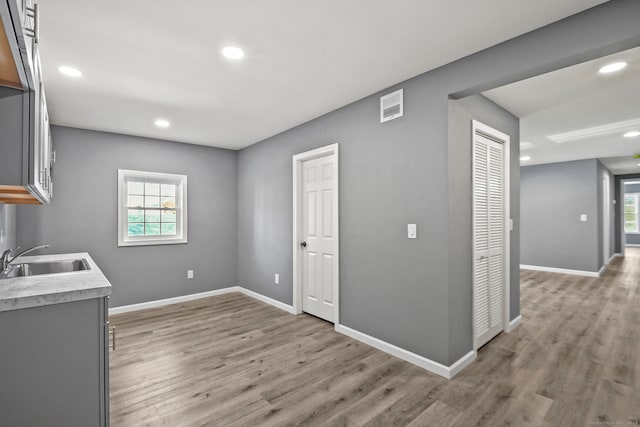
left=0, top=297, right=109, bottom=426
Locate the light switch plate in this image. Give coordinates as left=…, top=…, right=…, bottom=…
left=275, top=273, right=279, bottom=284
left=407, top=224, right=417, bottom=239
left=187, top=269, right=194, bottom=279
left=580, top=214, right=588, bottom=222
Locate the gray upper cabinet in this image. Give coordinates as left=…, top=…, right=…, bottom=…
left=0, top=0, right=53, bottom=204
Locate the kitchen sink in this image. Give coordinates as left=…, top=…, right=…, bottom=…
left=0, top=259, right=91, bottom=279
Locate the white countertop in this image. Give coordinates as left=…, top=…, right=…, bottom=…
left=0, top=252, right=112, bottom=312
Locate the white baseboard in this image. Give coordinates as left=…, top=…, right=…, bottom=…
left=236, top=287, right=296, bottom=314
left=608, top=253, right=623, bottom=263
left=109, top=287, right=240, bottom=315
left=506, top=315, right=522, bottom=332
left=520, top=264, right=600, bottom=278
left=448, top=350, right=476, bottom=378
left=334, top=324, right=475, bottom=379
left=109, top=286, right=296, bottom=316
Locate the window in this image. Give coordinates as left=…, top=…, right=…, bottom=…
left=118, top=169, right=187, bottom=246
left=624, top=193, right=639, bottom=233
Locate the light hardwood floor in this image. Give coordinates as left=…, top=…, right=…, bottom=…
left=110, top=250, right=640, bottom=426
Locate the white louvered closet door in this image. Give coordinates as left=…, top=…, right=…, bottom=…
left=473, top=131, right=505, bottom=349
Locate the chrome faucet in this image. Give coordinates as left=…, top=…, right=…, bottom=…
left=1, top=244, right=51, bottom=272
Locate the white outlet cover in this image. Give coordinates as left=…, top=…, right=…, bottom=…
left=580, top=214, right=588, bottom=222
left=187, top=269, right=194, bottom=279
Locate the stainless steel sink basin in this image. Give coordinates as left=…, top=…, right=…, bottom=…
left=0, top=258, right=91, bottom=279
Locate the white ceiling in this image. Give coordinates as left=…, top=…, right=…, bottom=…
left=484, top=46, right=640, bottom=174
left=36, top=0, right=607, bottom=150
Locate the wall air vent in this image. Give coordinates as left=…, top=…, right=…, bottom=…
left=380, top=88, right=403, bottom=123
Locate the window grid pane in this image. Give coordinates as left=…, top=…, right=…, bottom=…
left=126, top=180, right=180, bottom=237
left=623, top=193, right=640, bottom=233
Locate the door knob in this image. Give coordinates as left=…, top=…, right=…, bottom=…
left=300, top=241, right=307, bottom=247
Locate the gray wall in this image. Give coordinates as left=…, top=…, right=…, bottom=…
left=17, top=126, right=238, bottom=308
left=597, top=161, right=616, bottom=264
left=237, top=0, right=640, bottom=366
left=623, top=183, right=640, bottom=245
left=521, top=159, right=613, bottom=273
left=0, top=204, right=16, bottom=253
left=447, top=95, right=519, bottom=362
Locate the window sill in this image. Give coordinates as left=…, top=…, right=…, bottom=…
left=118, top=238, right=188, bottom=247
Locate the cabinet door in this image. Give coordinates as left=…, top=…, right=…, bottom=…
left=27, top=41, right=50, bottom=202
left=100, top=296, right=110, bottom=427
left=40, top=87, right=51, bottom=195
left=0, top=299, right=105, bottom=426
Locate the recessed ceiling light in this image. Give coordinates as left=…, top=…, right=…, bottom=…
left=154, top=119, right=170, bottom=128
left=58, top=66, right=82, bottom=77
left=520, top=156, right=531, bottom=162
left=599, top=62, right=627, bottom=74
left=624, top=131, right=640, bottom=138
left=222, top=46, right=244, bottom=60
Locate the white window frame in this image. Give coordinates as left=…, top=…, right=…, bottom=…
left=117, top=169, right=188, bottom=247
left=624, top=193, right=640, bottom=234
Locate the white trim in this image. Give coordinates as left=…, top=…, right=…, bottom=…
left=109, top=286, right=296, bottom=315
left=292, top=143, right=340, bottom=323
left=520, top=264, right=601, bottom=278
left=506, top=315, right=522, bottom=332
left=448, top=351, right=476, bottom=378
left=598, top=265, right=606, bottom=276
left=236, top=287, right=296, bottom=314
left=108, top=287, right=239, bottom=315
left=625, top=244, right=640, bottom=247
left=603, top=173, right=610, bottom=266
left=606, top=253, right=619, bottom=264
left=335, top=324, right=475, bottom=379
left=471, top=120, right=511, bottom=352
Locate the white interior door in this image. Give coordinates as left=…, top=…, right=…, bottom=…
left=301, top=154, right=338, bottom=322
left=473, top=124, right=508, bottom=349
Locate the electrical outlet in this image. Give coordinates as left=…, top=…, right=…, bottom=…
left=187, top=269, right=194, bottom=279
left=274, top=273, right=279, bottom=285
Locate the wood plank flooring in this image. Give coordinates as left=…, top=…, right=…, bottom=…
left=109, top=250, right=640, bottom=426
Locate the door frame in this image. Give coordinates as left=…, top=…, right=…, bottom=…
left=292, top=143, right=340, bottom=323
left=603, top=173, right=610, bottom=264
left=471, top=120, right=511, bottom=352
